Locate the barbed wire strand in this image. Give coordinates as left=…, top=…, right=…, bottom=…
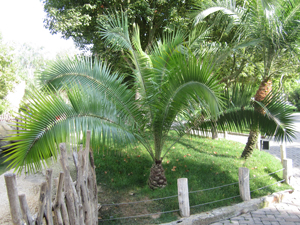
left=101, top=168, right=283, bottom=207
left=101, top=194, right=178, bottom=207
left=189, top=182, right=239, bottom=194
left=98, top=209, right=180, bottom=221
left=249, top=168, right=285, bottom=180
left=99, top=177, right=285, bottom=221
left=250, top=179, right=285, bottom=193
left=101, top=181, right=239, bottom=207
left=190, top=195, right=241, bottom=208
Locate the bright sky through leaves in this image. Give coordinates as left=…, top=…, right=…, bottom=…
left=0, top=0, right=78, bottom=58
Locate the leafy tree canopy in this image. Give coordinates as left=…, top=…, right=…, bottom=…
left=0, top=34, right=18, bottom=114
left=43, top=0, right=198, bottom=54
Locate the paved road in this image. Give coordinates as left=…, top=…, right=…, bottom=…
left=211, top=113, right=300, bottom=225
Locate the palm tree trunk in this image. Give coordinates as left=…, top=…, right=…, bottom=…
left=241, top=127, right=259, bottom=159
left=241, top=78, right=272, bottom=159
left=148, top=159, right=167, bottom=189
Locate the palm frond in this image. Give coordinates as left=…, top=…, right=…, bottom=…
left=4, top=86, right=139, bottom=173
left=215, top=89, right=295, bottom=142
left=38, top=57, right=144, bottom=129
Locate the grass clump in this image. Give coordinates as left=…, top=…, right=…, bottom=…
left=94, top=133, right=290, bottom=224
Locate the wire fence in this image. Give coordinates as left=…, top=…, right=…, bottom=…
left=249, top=168, right=284, bottom=180
left=250, top=179, right=285, bottom=193
left=99, top=209, right=180, bottom=221
left=99, top=168, right=286, bottom=222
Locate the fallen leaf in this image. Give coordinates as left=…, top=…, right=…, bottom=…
left=176, top=159, right=179, bottom=161
left=104, top=171, right=107, bottom=174
left=167, top=160, right=170, bottom=164
left=137, top=155, right=141, bottom=157
left=171, top=168, right=176, bottom=171
left=214, top=151, right=217, bottom=154
left=187, top=154, right=191, bottom=156
left=185, top=170, right=189, bottom=172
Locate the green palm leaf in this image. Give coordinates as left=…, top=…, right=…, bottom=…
left=5, top=86, right=138, bottom=173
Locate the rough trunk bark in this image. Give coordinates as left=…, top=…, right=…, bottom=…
left=148, top=160, right=167, bottom=189
left=241, top=129, right=259, bottom=159
left=241, top=79, right=272, bottom=159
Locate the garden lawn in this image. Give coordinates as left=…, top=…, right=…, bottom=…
left=94, top=133, right=290, bottom=224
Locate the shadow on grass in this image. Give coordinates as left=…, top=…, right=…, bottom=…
left=95, top=153, right=249, bottom=224
left=175, top=137, right=239, bottom=159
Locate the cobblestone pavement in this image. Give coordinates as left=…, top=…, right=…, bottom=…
left=211, top=113, right=300, bottom=225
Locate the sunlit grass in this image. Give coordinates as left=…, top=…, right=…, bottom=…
left=94, top=133, right=290, bottom=224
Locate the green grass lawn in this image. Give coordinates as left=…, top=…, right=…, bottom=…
left=94, top=133, right=290, bottom=224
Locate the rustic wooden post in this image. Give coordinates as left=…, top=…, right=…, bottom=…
left=60, top=143, right=80, bottom=225
left=36, top=182, right=47, bottom=225
left=54, top=172, right=69, bottom=225
left=45, top=169, right=53, bottom=225
left=283, top=159, right=292, bottom=184
left=239, top=167, right=251, bottom=201
left=280, top=144, right=286, bottom=164
left=177, top=178, right=190, bottom=217
left=19, top=194, right=34, bottom=225
left=4, top=173, right=23, bottom=225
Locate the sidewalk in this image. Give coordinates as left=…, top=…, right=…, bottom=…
left=210, top=114, right=300, bottom=225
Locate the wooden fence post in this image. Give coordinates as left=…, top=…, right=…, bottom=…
left=280, top=144, right=286, bottom=164
left=4, top=173, right=23, bottom=225
left=223, top=131, right=227, bottom=139
left=177, top=178, right=190, bottom=217
left=283, top=159, right=292, bottom=184
left=239, top=167, right=251, bottom=201
left=19, top=194, right=34, bottom=225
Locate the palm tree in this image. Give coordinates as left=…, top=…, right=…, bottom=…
left=5, top=13, right=223, bottom=189
left=194, top=0, right=300, bottom=158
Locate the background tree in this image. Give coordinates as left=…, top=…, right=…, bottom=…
left=288, top=85, right=300, bottom=111
left=43, top=0, right=200, bottom=79
left=0, top=34, right=18, bottom=114
left=43, top=0, right=196, bottom=53
left=195, top=0, right=300, bottom=158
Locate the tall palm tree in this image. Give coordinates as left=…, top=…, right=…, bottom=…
left=5, top=13, right=223, bottom=189
left=194, top=0, right=300, bottom=158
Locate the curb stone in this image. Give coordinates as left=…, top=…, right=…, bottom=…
left=160, top=189, right=293, bottom=225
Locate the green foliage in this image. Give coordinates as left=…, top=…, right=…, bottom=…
left=0, top=34, right=18, bottom=114
left=194, top=0, right=300, bottom=87
left=43, top=0, right=196, bottom=53
left=288, top=85, right=300, bottom=111
left=43, top=0, right=199, bottom=77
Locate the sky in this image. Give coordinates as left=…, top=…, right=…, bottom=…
left=0, top=0, right=78, bottom=58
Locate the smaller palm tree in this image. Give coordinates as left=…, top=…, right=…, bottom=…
left=5, top=12, right=223, bottom=189
left=194, top=0, right=300, bottom=158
